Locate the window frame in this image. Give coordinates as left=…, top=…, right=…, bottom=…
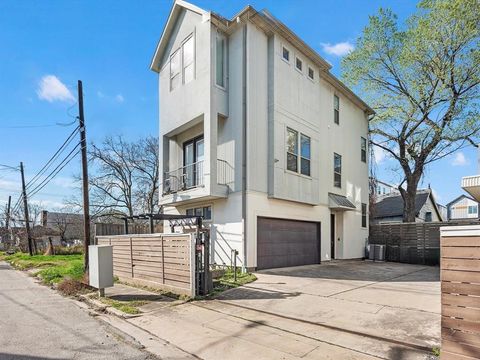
left=361, top=203, right=367, bottom=228
left=361, top=137, right=367, bottom=163
left=334, top=153, right=342, bottom=188
left=186, top=205, right=212, bottom=221
left=286, top=128, right=298, bottom=173
left=286, top=128, right=311, bottom=177
left=282, top=46, right=290, bottom=63
left=182, top=34, right=195, bottom=85
left=169, top=49, right=181, bottom=91
left=468, top=205, right=478, bottom=215
left=308, top=66, right=314, bottom=80
left=295, top=56, right=303, bottom=72
left=334, top=94, right=340, bottom=125
left=215, top=31, right=227, bottom=89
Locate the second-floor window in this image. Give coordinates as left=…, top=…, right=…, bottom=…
left=216, top=33, right=226, bottom=87
left=361, top=137, right=367, bottom=163
left=334, top=153, right=342, bottom=188
left=286, top=128, right=310, bottom=176
left=334, top=95, right=340, bottom=124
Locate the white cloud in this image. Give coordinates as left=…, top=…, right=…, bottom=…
left=321, top=41, right=354, bottom=56
left=97, top=91, right=105, bottom=98
left=451, top=152, right=468, bottom=166
left=37, top=75, right=75, bottom=102
left=373, top=145, right=387, bottom=164
left=115, top=94, right=124, bottom=103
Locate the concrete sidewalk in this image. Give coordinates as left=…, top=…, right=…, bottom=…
left=97, top=261, right=438, bottom=360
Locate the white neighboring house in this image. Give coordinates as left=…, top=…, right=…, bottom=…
left=151, top=0, right=373, bottom=270
left=370, top=178, right=398, bottom=197
left=447, top=195, right=479, bottom=221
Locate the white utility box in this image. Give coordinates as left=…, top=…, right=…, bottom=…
left=89, top=245, right=114, bottom=293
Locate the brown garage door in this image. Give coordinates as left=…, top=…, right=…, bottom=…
left=257, top=217, right=320, bottom=270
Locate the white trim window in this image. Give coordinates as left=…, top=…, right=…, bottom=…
left=334, top=94, right=340, bottom=124
left=295, top=57, right=303, bottom=72
left=308, top=66, right=314, bottom=80
left=361, top=137, right=367, bottom=163
left=282, top=46, right=290, bottom=62
left=362, top=203, right=367, bottom=227
left=170, top=49, right=181, bottom=91
left=468, top=205, right=478, bottom=215
left=182, top=35, right=195, bottom=84
left=215, top=33, right=226, bottom=88
left=186, top=206, right=212, bottom=220
left=334, top=153, right=342, bottom=188
left=286, top=128, right=311, bottom=176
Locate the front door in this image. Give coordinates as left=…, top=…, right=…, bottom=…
left=330, top=214, right=335, bottom=260
left=183, top=136, right=204, bottom=188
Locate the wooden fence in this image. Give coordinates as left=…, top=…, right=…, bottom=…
left=370, top=221, right=479, bottom=265
left=440, top=225, right=480, bottom=360
left=97, top=233, right=195, bottom=297
left=94, top=222, right=163, bottom=236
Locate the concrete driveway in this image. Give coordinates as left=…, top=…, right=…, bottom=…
left=126, top=260, right=440, bottom=360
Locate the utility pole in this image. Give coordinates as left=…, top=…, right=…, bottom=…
left=78, top=80, right=91, bottom=271
left=20, top=162, right=33, bottom=256
left=5, top=195, right=11, bottom=246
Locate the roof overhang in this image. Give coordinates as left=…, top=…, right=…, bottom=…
left=462, top=175, right=480, bottom=202
left=328, top=193, right=356, bottom=211
left=150, top=0, right=210, bottom=73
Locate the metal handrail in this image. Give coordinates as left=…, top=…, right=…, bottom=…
left=163, top=160, right=204, bottom=194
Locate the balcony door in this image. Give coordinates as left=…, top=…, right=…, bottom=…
left=183, top=136, right=204, bottom=188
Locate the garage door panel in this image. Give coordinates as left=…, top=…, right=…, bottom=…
left=257, top=217, right=320, bottom=270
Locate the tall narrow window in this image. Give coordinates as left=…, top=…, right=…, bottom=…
left=282, top=46, right=290, bottom=62
left=334, top=153, right=342, bottom=188
left=361, top=137, right=367, bottom=163
left=334, top=95, right=340, bottom=124
left=170, top=49, right=181, bottom=91
left=216, top=34, right=225, bottom=87
left=361, top=203, right=367, bottom=227
left=308, top=67, right=314, bottom=80
left=286, top=128, right=298, bottom=172
left=296, top=57, right=303, bottom=72
left=182, top=36, right=194, bottom=84
left=300, top=134, right=311, bottom=176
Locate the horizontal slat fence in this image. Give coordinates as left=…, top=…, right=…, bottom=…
left=97, top=233, right=195, bottom=297
left=94, top=222, right=163, bottom=236
left=370, top=221, right=479, bottom=265
left=440, top=226, right=480, bottom=360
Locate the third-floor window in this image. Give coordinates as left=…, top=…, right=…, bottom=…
left=170, top=34, right=195, bottom=91
left=216, top=33, right=226, bottom=88
left=334, top=95, right=340, bottom=124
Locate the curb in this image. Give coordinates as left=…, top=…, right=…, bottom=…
left=78, top=294, right=141, bottom=319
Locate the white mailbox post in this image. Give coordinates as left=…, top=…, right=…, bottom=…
left=89, top=245, right=114, bottom=297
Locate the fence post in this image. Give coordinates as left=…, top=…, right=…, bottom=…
left=130, top=236, right=134, bottom=278
left=161, top=235, right=165, bottom=284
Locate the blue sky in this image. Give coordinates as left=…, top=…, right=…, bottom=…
left=0, top=0, right=477, bottom=211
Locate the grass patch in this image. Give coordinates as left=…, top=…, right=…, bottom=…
left=93, top=295, right=148, bottom=315
left=5, top=252, right=84, bottom=284
left=198, top=268, right=256, bottom=299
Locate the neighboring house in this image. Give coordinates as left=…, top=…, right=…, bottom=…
left=152, top=0, right=373, bottom=270
left=372, top=189, right=443, bottom=224
left=447, top=195, right=479, bottom=221
left=370, top=178, right=398, bottom=197
left=41, top=210, right=83, bottom=242
left=437, top=203, right=448, bottom=221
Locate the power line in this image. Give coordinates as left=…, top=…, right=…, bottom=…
left=28, top=144, right=81, bottom=199
left=0, top=119, right=77, bottom=129
left=26, top=126, right=80, bottom=189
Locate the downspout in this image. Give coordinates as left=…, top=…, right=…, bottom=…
left=241, top=22, right=248, bottom=272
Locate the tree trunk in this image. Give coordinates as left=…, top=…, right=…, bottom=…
left=400, top=173, right=421, bottom=223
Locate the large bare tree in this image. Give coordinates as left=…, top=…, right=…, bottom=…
left=342, top=0, right=480, bottom=221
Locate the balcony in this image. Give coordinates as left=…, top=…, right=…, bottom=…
left=163, top=161, right=205, bottom=195
left=462, top=175, right=480, bottom=202
left=161, top=159, right=231, bottom=206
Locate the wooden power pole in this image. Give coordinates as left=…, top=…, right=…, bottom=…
left=20, top=162, right=33, bottom=256
left=78, top=80, right=91, bottom=271
left=5, top=195, right=11, bottom=230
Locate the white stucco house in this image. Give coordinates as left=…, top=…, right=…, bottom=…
left=151, top=0, right=373, bottom=270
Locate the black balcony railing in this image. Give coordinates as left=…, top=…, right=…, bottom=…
left=163, top=160, right=204, bottom=194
